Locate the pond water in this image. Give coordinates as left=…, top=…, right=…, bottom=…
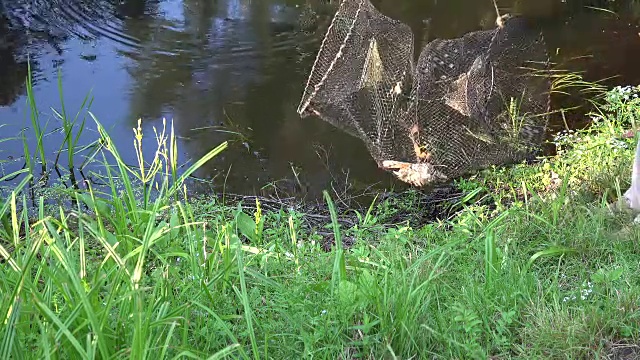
left=1, top=0, right=640, bottom=199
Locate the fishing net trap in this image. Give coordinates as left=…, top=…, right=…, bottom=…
left=297, top=0, right=551, bottom=186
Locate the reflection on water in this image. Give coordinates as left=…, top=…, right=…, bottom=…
left=0, top=0, right=639, bottom=198
left=0, top=14, right=28, bottom=106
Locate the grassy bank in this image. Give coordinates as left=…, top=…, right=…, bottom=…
left=1, top=83, right=640, bottom=359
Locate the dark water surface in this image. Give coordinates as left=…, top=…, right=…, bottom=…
left=1, top=0, right=640, bottom=199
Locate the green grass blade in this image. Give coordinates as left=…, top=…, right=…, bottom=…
left=0, top=298, right=20, bottom=359
left=236, top=246, right=260, bottom=360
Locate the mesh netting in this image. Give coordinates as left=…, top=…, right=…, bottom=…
left=297, top=0, right=551, bottom=186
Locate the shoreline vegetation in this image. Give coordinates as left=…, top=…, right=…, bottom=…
left=1, top=71, right=640, bottom=359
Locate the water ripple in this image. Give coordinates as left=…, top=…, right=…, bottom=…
left=2, top=0, right=142, bottom=49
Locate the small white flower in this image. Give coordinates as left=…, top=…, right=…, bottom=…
left=580, top=282, right=594, bottom=300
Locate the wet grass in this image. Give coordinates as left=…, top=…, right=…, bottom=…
left=1, top=80, right=640, bottom=359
